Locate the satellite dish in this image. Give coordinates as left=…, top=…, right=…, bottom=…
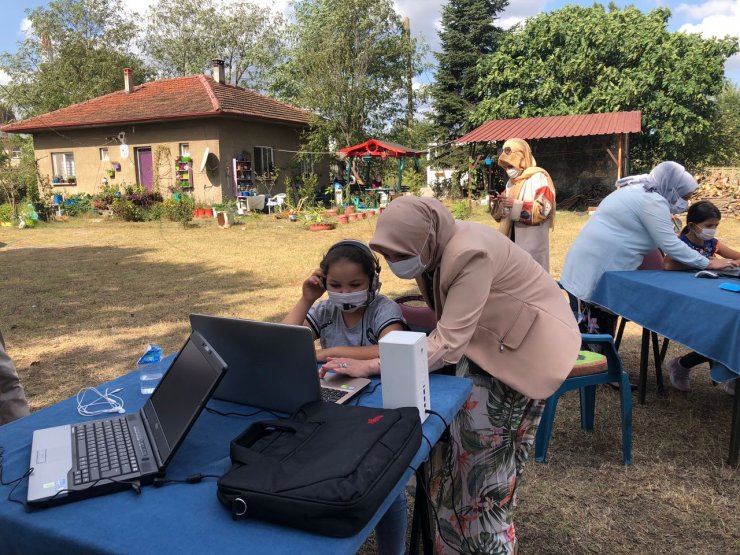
left=199, top=146, right=210, bottom=172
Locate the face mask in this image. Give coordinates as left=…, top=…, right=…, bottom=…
left=506, top=168, right=522, bottom=179
left=327, top=290, right=368, bottom=313
left=386, top=256, right=426, bottom=279
left=694, top=226, right=716, bottom=241
left=670, top=198, right=688, bottom=214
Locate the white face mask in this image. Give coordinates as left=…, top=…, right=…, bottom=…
left=506, top=168, right=522, bottom=179
left=671, top=198, right=689, bottom=214
left=386, top=256, right=426, bottom=279
left=694, top=226, right=716, bottom=241
left=327, top=290, right=368, bottom=313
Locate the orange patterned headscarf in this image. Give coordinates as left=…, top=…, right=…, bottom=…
left=497, top=138, right=536, bottom=174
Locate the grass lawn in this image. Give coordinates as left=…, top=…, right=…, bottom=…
left=1, top=206, right=739, bottom=554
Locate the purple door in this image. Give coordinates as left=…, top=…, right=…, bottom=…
left=136, top=148, right=153, bottom=191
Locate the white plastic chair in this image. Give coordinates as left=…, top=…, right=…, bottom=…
left=266, top=193, right=287, bottom=213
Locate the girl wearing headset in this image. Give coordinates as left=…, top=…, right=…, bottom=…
left=283, top=239, right=406, bottom=366
left=283, top=240, right=407, bottom=555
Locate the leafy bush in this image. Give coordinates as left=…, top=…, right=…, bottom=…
left=64, top=193, right=93, bottom=217
left=126, top=185, right=163, bottom=208
left=144, top=202, right=165, bottom=221
left=0, top=203, right=13, bottom=222
left=111, top=197, right=145, bottom=222
left=94, top=183, right=120, bottom=209
left=163, top=195, right=195, bottom=226
left=450, top=200, right=472, bottom=220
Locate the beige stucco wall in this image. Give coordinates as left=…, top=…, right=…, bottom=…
left=30, top=116, right=328, bottom=204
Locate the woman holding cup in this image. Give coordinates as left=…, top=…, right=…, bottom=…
left=492, top=138, right=556, bottom=271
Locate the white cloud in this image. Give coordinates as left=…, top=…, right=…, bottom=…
left=0, top=70, right=10, bottom=86
left=19, top=17, right=32, bottom=37
left=678, top=1, right=740, bottom=38
left=676, top=0, right=736, bottom=20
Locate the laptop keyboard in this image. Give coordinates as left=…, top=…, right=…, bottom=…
left=71, top=418, right=139, bottom=485
left=320, top=387, right=346, bottom=403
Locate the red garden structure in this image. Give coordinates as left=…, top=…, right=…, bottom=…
left=338, top=139, right=425, bottom=197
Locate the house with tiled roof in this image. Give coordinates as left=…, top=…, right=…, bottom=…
left=1, top=60, right=322, bottom=203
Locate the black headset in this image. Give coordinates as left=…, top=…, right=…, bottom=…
left=325, top=239, right=382, bottom=303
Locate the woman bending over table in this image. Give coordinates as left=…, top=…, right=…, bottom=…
left=560, top=161, right=737, bottom=335
left=321, top=197, right=581, bottom=554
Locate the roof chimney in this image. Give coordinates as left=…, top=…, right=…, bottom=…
left=212, top=59, right=225, bottom=85
left=123, top=68, right=134, bottom=93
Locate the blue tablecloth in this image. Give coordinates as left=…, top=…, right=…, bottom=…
left=0, top=361, right=472, bottom=554
left=591, top=270, right=740, bottom=377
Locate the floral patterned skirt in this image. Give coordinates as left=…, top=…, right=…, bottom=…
left=430, top=357, right=545, bottom=554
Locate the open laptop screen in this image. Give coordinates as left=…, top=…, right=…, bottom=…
left=144, top=335, right=224, bottom=457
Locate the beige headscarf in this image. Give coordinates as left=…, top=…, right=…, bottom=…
left=496, top=138, right=556, bottom=230
left=369, top=196, right=455, bottom=272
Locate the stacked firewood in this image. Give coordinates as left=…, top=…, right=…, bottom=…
left=693, top=170, right=740, bottom=218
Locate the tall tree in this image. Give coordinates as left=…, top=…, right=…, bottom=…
left=139, top=0, right=286, bottom=92
left=0, top=0, right=150, bottom=117
left=472, top=5, right=738, bottom=170
left=432, top=0, right=509, bottom=141
left=709, top=84, right=740, bottom=167
left=275, top=0, right=419, bottom=149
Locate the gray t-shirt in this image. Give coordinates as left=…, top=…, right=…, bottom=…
left=306, top=294, right=406, bottom=349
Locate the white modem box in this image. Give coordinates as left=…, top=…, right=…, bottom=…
left=379, top=331, right=430, bottom=422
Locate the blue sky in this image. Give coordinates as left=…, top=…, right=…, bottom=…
left=1, top=1, right=738, bottom=87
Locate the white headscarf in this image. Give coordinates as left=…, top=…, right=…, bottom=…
left=615, top=161, right=698, bottom=205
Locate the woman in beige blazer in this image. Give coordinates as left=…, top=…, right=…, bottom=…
left=322, top=196, right=580, bottom=554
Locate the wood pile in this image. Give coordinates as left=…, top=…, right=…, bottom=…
left=693, top=170, right=740, bottom=218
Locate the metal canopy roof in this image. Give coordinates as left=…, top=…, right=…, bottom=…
left=457, top=111, right=642, bottom=144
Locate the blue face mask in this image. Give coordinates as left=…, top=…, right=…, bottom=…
left=671, top=198, right=688, bottom=214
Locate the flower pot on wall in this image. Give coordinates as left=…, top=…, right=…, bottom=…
left=337, top=215, right=349, bottom=225
left=345, top=205, right=355, bottom=215
left=348, top=213, right=358, bottom=222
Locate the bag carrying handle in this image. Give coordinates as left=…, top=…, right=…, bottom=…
left=230, top=420, right=299, bottom=464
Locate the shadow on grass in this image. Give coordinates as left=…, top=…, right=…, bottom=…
left=0, top=245, right=276, bottom=407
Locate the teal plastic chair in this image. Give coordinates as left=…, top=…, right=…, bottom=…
left=535, top=334, right=633, bottom=465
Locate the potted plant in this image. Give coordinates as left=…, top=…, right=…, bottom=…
left=52, top=175, right=63, bottom=184
left=303, top=208, right=336, bottom=231
left=348, top=213, right=358, bottom=222
left=345, top=204, right=355, bottom=215
left=66, top=176, right=77, bottom=185
left=337, top=214, right=349, bottom=224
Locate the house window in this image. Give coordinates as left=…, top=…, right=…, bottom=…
left=51, top=152, right=76, bottom=181
left=254, top=146, right=274, bottom=176
left=179, top=143, right=190, bottom=157
left=99, top=147, right=109, bottom=161
left=11, top=147, right=21, bottom=159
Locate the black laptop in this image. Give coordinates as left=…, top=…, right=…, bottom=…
left=189, top=314, right=371, bottom=413
left=27, top=331, right=227, bottom=506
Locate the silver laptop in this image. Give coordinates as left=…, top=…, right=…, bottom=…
left=189, top=314, right=371, bottom=413
left=27, top=331, right=227, bottom=506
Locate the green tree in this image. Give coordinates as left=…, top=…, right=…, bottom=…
left=0, top=0, right=150, bottom=117
left=432, top=0, right=509, bottom=141
left=709, top=84, right=740, bottom=167
left=473, top=5, right=738, bottom=170
left=140, top=0, right=286, bottom=92
left=275, top=0, right=420, bottom=150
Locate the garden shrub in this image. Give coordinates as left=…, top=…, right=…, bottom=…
left=111, top=197, right=145, bottom=222
left=64, top=193, right=93, bottom=217
left=450, top=200, right=472, bottom=220
left=163, top=195, right=194, bottom=226
left=0, top=203, right=12, bottom=222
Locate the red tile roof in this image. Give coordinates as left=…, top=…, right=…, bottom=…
left=457, top=111, right=642, bottom=144
left=1, top=75, right=311, bottom=133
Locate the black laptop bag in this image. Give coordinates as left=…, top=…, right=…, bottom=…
left=216, top=401, right=422, bottom=537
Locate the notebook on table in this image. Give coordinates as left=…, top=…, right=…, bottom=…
left=189, top=314, right=371, bottom=413
left=27, top=331, right=228, bottom=506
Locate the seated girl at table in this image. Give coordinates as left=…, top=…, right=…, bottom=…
left=283, top=239, right=408, bottom=554
left=664, top=200, right=740, bottom=394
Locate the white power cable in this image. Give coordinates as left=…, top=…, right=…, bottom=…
left=76, top=387, right=125, bottom=417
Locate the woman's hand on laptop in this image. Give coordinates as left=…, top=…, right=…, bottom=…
left=707, top=258, right=738, bottom=270
left=319, top=357, right=380, bottom=379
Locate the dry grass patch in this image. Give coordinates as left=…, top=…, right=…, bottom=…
left=1, top=207, right=739, bottom=554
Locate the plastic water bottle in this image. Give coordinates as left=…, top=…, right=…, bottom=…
left=137, top=344, right=163, bottom=394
